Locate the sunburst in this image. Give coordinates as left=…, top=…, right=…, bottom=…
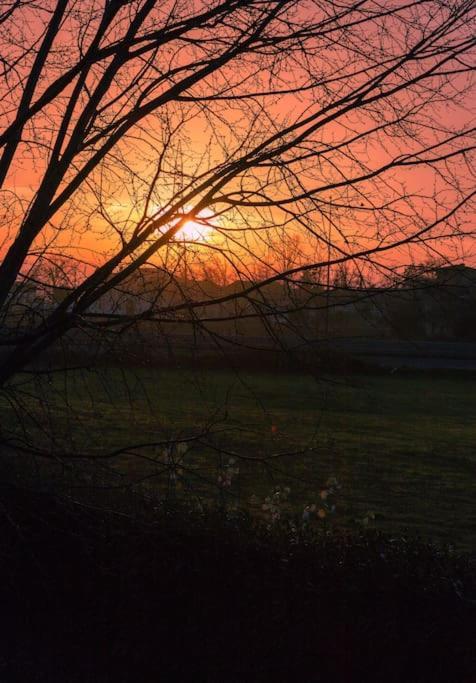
left=174, top=208, right=215, bottom=242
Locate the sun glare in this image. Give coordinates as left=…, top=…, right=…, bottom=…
left=174, top=208, right=215, bottom=242
left=150, top=206, right=215, bottom=242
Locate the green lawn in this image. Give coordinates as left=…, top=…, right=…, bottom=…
left=3, top=366, right=475, bottom=550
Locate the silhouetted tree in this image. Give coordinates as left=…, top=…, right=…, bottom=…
left=0, top=0, right=474, bottom=491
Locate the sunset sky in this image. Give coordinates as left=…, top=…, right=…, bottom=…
left=0, top=0, right=474, bottom=297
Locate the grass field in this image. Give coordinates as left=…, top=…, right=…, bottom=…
left=3, top=366, right=476, bottom=550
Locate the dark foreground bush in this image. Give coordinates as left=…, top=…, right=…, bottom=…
left=0, top=487, right=474, bottom=683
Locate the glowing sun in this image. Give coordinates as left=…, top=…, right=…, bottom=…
left=174, top=208, right=214, bottom=242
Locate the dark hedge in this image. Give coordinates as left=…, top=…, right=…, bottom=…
left=0, top=487, right=474, bottom=682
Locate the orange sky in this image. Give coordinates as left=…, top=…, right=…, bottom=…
left=1, top=0, right=474, bottom=289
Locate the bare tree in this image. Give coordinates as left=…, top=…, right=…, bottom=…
left=0, top=0, right=474, bottom=505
